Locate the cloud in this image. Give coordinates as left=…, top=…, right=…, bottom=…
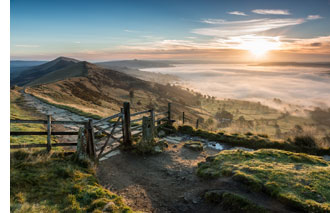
left=194, top=18, right=304, bottom=37
left=281, top=35, right=330, bottom=54
left=252, top=9, right=290, bottom=15
left=228, top=11, right=247, bottom=16
left=124, top=29, right=140, bottom=33
left=307, top=15, right=322, bottom=20
left=15, top=44, right=39, bottom=48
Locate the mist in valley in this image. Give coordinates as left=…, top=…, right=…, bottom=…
left=142, top=63, right=330, bottom=147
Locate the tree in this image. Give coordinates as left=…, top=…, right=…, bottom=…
left=215, top=110, right=233, bottom=127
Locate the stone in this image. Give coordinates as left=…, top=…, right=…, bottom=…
left=323, top=155, right=330, bottom=161
left=158, top=130, right=166, bottom=137
left=153, top=145, right=163, bottom=153
left=184, top=141, right=203, bottom=151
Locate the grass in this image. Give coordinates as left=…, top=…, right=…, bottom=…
left=177, top=125, right=330, bottom=156
left=197, top=149, right=330, bottom=212
left=204, top=190, right=267, bottom=212
left=10, top=90, right=55, bottom=145
left=10, top=150, right=132, bottom=212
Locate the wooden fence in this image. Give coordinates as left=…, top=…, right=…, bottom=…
left=10, top=102, right=171, bottom=160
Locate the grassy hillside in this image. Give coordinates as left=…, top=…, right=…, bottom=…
left=11, top=57, right=79, bottom=86
left=25, top=62, right=204, bottom=120
left=11, top=150, right=132, bottom=212
left=17, top=57, right=329, bottom=148
left=197, top=149, right=330, bottom=212
left=10, top=89, right=132, bottom=212
left=10, top=89, right=52, bottom=145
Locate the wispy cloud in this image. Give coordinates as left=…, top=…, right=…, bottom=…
left=195, top=18, right=304, bottom=37
left=124, top=29, right=140, bottom=33
left=15, top=44, right=39, bottom=48
left=252, top=9, right=290, bottom=15
left=307, top=15, right=323, bottom=20
left=228, top=11, right=247, bottom=16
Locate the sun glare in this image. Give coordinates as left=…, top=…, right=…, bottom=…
left=240, top=36, right=281, bottom=57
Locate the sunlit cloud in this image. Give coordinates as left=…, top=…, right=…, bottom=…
left=194, top=18, right=305, bottom=36
left=280, top=35, right=330, bottom=53
left=307, top=15, right=323, bottom=20
left=228, top=11, right=247, bottom=16
left=252, top=9, right=290, bottom=15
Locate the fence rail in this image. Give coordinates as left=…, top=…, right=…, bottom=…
left=10, top=102, right=172, bottom=161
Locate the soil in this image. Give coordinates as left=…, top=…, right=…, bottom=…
left=97, top=142, right=296, bottom=213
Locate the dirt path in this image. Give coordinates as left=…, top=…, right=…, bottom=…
left=97, top=142, right=295, bottom=213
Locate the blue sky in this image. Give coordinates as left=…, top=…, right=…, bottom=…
left=10, top=0, right=330, bottom=61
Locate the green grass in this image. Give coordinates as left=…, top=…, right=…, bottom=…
left=204, top=190, right=267, bottom=212
left=10, top=90, right=55, bottom=145
left=197, top=149, right=330, bottom=212
left=11, top=150, right=132, bottom=212
left=177, top=125, right=330, bottom=156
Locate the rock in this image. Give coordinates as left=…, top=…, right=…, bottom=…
left=102, top=201, right=116, bottom=211
left=153, top=145, right=163, bottom=153
left=323, top=155, right=330, bottom=161
left=158, top=130, right=166, bottom=137
left=184, top=141, right=203, bottom=151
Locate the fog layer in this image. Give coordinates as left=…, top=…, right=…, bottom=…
left=142, top=64, right=330, bottom=109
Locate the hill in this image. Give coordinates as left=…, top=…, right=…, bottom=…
left=96, top=59, right=174, bottom=69
left=10, top=60, right=47, bottom=82
left=11, top=57, right=79, bottom=86
left=25, top=59, right=203, bottom=121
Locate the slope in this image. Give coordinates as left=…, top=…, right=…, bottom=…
left=11, top=56, right=79, bottom=86
left=26, top=61, right=204, bottom=120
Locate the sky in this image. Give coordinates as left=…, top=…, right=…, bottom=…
left=10, top=0, right=330, bottom=62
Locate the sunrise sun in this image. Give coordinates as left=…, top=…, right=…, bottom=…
left=240, top=37, right=281, bottom=57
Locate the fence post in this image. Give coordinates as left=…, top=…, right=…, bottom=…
left=150, top=109, right=155, bottom=126
left=168, top=102, right=171, bottom=124
left=47, top=115, right=52, bottom=152
left=182, top=112, right=185, bottom=125
left=88, top=119, right=96, bottom=160
left=196, top=118, right=199, bottom=129
left=123, top=102, right=132, bottom=147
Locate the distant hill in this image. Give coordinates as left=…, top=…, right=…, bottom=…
left=10, top=60, right=47, bottom=81
left=96, top=59, right=174, bottom=69
left=252, top=62, right=330, bottom=68
left=11, top=57, right=80, bottom=86
left=11, top=60, right=47, bottom=67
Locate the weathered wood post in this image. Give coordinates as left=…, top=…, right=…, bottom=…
left=47, top=115, right=52, bottom=152
left=142, top=116, right=154, bottom=143
left=168, top=102, right=172, bottom=125
left=84, top=119, right=96, bottom=160
left=88, top=119, right=96, bottom=160
left=196, top=118, right=199, bottom=129
left=123, top=102, right=132, bottom=147
left=150, top=109, right=155, bottom=126
left=182, top=112, right=185, bottom=125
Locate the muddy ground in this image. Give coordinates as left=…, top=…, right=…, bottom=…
left=97, top=143, right=295, bottom=213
